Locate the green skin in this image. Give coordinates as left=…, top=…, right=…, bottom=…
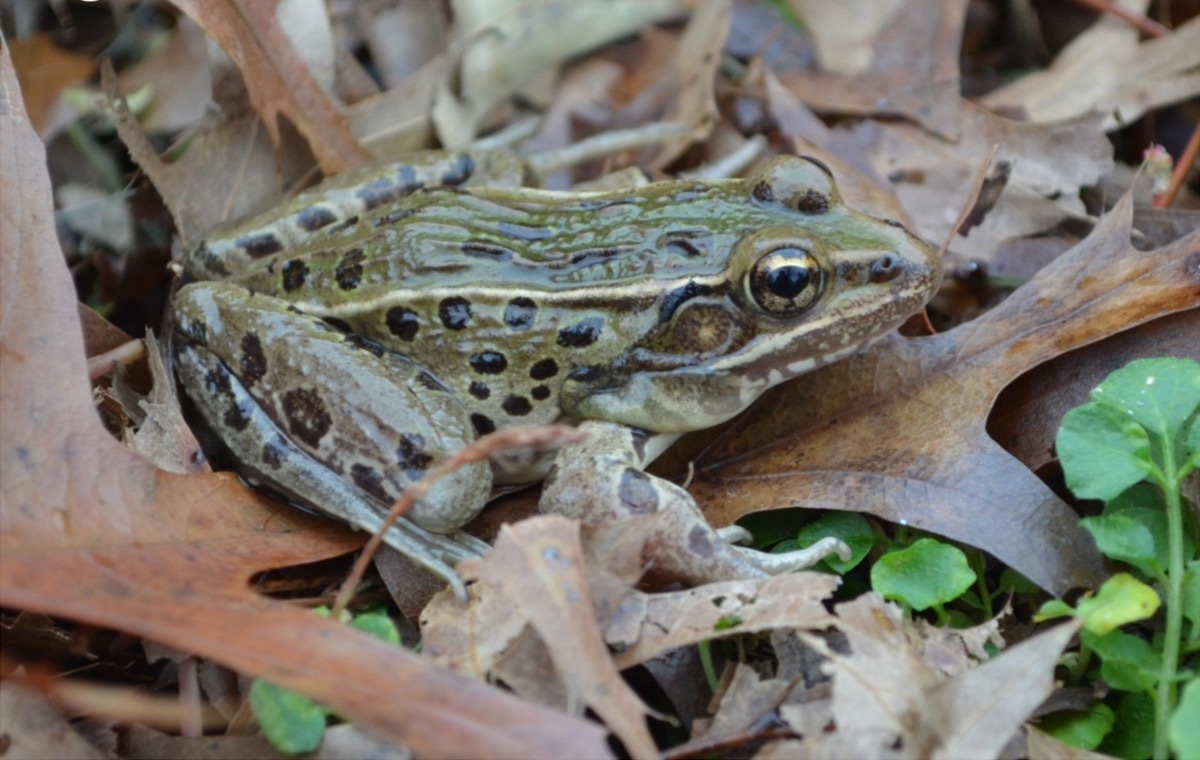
left=173, top=150, right=941, bottom=596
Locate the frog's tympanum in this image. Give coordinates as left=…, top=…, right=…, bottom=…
left=173, top=150, right=941, bottom=599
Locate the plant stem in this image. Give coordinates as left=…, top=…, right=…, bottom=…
left=1152, top=437, right=1185, bottom=760
left=698, top=641, right=719, bottom=692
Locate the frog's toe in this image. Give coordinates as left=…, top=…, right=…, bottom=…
left=732, top=535, right=852, bottom=575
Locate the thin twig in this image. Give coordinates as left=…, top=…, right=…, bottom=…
left=1068, top=0, right=1170, bottom=37
left=330, top=425, right=587, bottom=618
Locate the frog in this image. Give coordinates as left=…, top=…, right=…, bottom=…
left=171, top=149, right=941, bottom=600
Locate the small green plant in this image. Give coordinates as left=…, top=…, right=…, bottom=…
left=249, top=607, right=402, bottom=755
left=784, top=510, right=1009, bottom=625
left=1036, top=357, right=1199, bottom=760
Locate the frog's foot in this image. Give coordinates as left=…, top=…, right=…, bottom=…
left=717, top=527, right=852, bottom=574
left=539, top=422, right=847, bottom=586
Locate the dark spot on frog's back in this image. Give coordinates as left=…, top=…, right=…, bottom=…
left=351, top=463, right=392, bottom=503
left=281, top=259, right=309, bottom=292
left=504, top=297, right=537, bottom=330
left=239, top=333, right=267, bottom=385
left=357, top=176, right=402, bottom=211
left=618, top=469, right=659, bottom=515
left=296, top=205, right=338, bottom=232
left=529, top=358, right=558, bottom=380
left=396, top=434, right=433, bottom=471
left=237, top=233, right=284, bottom=258
left=439, top=296, right=473, bottom=330
left=531, top=385, right=550, bottom=400
left=281, top=387, right=332, bottom=448
left=440, top=153, right=476, bottom=186
left=469, top=351, right=507, bottom=374
left=469, top=381, right=490, bottom=400
left=502, top=394, right=532, bottom=416
left=335, top=248, right=366, bottom=290
left=557, top=316, right=603, bottom=348
left=385, top=306, right=419, bottom=341
left=470, top=413, right=496, bottom=436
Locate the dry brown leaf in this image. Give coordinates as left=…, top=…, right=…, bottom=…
left=100, top=61, right=282, bottom=250
left=473, top=516, right=658, bottom=759
left=346, top=56, right=448, bottom=156
left=787, top=0, right=901, bottom=75
left=799, top=594, right=938, bottom=758
left=433, top=0, right=686, bottom=147
left=782, top=0, right=965, bottom=139
left=0, top=48, right=610, bottom=760
left=169, top=0, right=372, bottom=175
left=981, top=12, right=1200, bottom=128
left=0, top=683, right=108, bottom=760
left=682, top=663, right=793, bottom=750
left=645, top=0, right=728, bottom=169
left=610, top=573, right=838, bottom=669
left=796, top=594, right=1078, bottom=759
left=117, top=18, right=213, bottom=133
left=842, top=102, right=1114, bottom=260
left=990, top=311, right=1199, bottom=475
left=685, top=189, right=1199, bottom=595
left=7, top=33, right=95, bottom=136
left=921, top=620, right=1079, bottom=760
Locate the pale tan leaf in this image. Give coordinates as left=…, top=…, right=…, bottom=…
left=611, top=573, right=839, bottom=669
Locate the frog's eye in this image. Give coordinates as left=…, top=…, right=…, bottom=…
left=750, top=156, right=839, bottom=215
left=746, top=247, right=824, bottom=316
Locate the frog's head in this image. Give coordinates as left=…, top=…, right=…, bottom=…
left=561, top=155, right=941, bottom=433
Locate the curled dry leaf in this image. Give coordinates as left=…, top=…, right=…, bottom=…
left=456, top=516, right=657, bottom=760
left=791, top=593, right=1077, bottom=759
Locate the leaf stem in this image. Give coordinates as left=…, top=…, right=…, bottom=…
left=1151, top=434, right=1185, bottom=760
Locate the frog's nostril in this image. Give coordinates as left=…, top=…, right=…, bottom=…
left=870, top=253, right=899, bottom=282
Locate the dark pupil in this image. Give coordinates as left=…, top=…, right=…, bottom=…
left=766, top=264, right=810, bottom=299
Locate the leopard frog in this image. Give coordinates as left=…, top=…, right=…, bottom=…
left=172, top=150, right=940, bottom=598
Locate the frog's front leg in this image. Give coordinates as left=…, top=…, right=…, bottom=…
left=173, top=281, right=491, bottom=599
left=539, top=422, right=851, bottom=585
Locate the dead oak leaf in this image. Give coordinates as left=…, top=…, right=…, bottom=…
left=782, top=0, right=965, bottom=139
left=686, top=190, right=1199, bottom=596
left=0, top=49, right=608, bottom=760
left=169, top=0, right=372, bottom=175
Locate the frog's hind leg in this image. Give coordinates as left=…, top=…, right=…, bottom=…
left=539, top=422, right=850, bottom=586
left=172, top=281, right=491, bottom=598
